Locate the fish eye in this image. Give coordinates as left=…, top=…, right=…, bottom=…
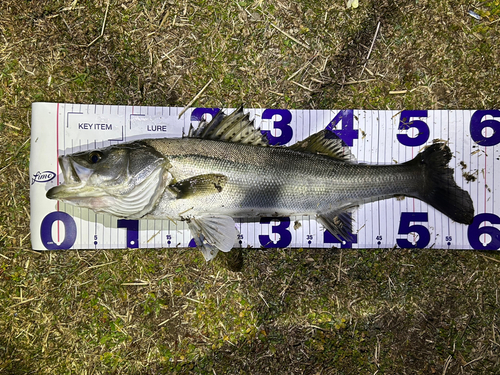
left=88, top=151, right=103, bottom=164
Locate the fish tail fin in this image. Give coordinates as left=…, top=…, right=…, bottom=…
left=408, top=143, right=474, bottom=225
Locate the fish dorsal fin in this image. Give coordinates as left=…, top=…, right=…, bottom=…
left=289, top=130, right=356, bottom=162
left=186, top=215, right=238, bottom=260
left=188, top=106, right=269, bottom=146
left=316, top=209, right=356, bottom=243
left=169, top=174, right=227, bottom=199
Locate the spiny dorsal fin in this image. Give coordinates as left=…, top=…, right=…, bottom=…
left=289, top=130, right=356, bottom=162
left=188, top=106, right=269, bottom=146
left=169, top=174, right=227, bottom=199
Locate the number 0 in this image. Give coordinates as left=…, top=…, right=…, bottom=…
left=40, top=212, right=77, bottom=250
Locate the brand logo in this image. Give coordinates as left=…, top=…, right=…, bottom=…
left=32, top=171, right=56, bottom=185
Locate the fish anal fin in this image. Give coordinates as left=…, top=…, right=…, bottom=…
left=186, top=215, right=238, bottom=261
left=170, top=174, right=227, bottom=198
left=289, top=130, right=356, bottom=162
left=317, top=210, right=356, bottom=242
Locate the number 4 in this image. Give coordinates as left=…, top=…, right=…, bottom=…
left=326, top=110, right=358, bottom=147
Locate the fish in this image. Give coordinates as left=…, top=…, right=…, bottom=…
left=47, top=107, right=475, bottom=260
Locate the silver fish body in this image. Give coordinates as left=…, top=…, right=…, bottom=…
left=146, top=137, right=421, bottom=218
left=47, top=107, right=474, bottom=259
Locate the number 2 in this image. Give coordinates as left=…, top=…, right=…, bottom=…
left=190, top=107, right=220, bottom=122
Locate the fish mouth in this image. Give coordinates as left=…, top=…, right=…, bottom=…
left=47, top=183, right=84, bottom=200
left=46, top=181, right=107, bottom=200
left=59, top=155, right=84, bottom=184
left=46, top=156, right=96, bottom=200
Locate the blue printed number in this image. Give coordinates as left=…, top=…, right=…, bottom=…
left=261, top=109, right=293, bottom=145
left=40, top=211, right=77, bottom=250
left=326, top=110, right=358, bottom=147
left=397, top=110, right=429, bottom=147
left=117, top=219, right=139, bottom=248
left=396, top=212, right=430, bottom=248
left=467, top=213, right=500, bottom=250
left=323, top=230, right=357, bottom=249
left=470, top=110, right=500, bottom=146
left=259, top=217, right=292, bottom=248
left=190, top=107, right=220, bottom=122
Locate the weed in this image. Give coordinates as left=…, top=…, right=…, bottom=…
left=1, top=0, right=500, bottom=374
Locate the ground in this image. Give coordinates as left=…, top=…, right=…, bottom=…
left=1, top=0, right=500, bottom=373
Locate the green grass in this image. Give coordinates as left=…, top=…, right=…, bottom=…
left=1, top=0, right=500, bottom=373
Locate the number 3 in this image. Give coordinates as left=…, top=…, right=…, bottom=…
left=259, top=217, right=292, bottom=247
left=260, top=109, right=293, bottom=145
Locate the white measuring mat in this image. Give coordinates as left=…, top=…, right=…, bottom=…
left=30, top=103, right=500, bottom=251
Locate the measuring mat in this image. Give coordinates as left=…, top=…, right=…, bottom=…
left=30, top=103, right=500, bottom=251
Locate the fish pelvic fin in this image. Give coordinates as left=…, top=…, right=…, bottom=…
left=186, top=215, right=238, bottom=261
left=408, top=143, right=474, bottom=225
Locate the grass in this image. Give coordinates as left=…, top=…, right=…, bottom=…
left=1, top=0, right=500, bottom=373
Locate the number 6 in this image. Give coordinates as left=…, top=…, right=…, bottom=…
left=470, top=110, right=500, bottom=147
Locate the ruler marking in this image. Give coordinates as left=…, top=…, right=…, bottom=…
left=35, top=106, right=497, bottom=250
left=479, top=114, right=486, bottom=245
left=374, top=111, right=379, bottom=248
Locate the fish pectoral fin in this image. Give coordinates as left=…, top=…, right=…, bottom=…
left=288, top=130, right=356, bottom=162
left=169, top=174, right=228, bottom=198
left=186, top=215, right=238, bottom=261
left=317, top=210, right=356, bottom=243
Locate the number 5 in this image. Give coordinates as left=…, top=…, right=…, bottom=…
left=396, top=212, right=430, bottom=248
left=397, top=110, right=429, bottom=147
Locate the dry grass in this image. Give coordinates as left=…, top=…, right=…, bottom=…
left=1, top=0, right=500, bottom=374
